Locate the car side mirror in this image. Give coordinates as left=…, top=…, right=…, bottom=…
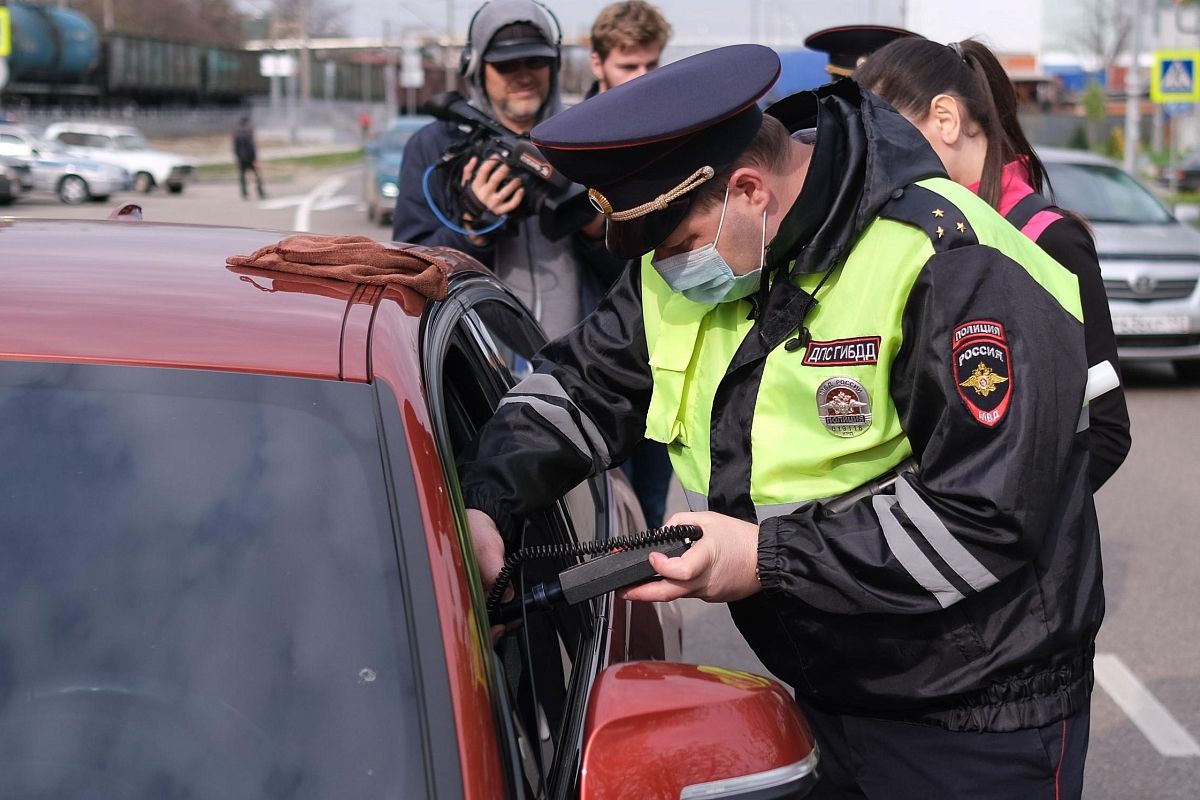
left=580, top=662, right=819, bottom=799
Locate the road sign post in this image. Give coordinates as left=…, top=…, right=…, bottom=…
left=1152, top=51, right=1200, bottom=104
left=1151, top=52, right=1200, bottom=191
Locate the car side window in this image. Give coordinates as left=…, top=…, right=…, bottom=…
left=57, top=132, right=83, bottom=146
left=423, top=278, right=606, bottom=799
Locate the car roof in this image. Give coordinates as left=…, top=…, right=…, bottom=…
left=1037, top=146, right=1122, bottom=167
left=387, top=115, right=436, bottom=131
left=0, top=219, right=399, bottom=379
left=44, top=122, right=141, bottom=136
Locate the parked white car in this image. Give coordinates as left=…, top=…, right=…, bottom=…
left=0, top=124, right=131, bottom=204
left=42, top=123, right=193, bottom=194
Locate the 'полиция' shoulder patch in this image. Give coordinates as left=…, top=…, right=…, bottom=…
left=952, top=319, right=1012, bottom=428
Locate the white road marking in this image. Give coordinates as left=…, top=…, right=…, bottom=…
left=257, top=194, right=311, bottom=210
left=312, top=196, right=358, bottom=211
left=257, top=191, right=357, bottom=215
left=255, top=176, right=354, bottom=230
left=1094, top=652, right=1200, bottom=757
left=294, top=176, right=345, bottom=232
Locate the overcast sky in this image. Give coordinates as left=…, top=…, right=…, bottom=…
left=337, top=0, right=903, bottom=46
left=324, top=0, right=1092, bottom=55
left=229, top=1, right=1089, bottom=57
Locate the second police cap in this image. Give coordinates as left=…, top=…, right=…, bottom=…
left=531, top=44, right=781, bottom=258
left=804, top=24, right=922, bottom=77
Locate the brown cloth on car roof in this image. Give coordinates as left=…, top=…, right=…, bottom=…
left=226, top=234, right=450, bottom=300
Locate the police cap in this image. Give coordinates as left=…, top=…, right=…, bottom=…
left=804, top=24, right=922, bottom=77
left=531, top=44, right=780, bottom=258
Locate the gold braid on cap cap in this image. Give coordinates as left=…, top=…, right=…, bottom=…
left=588, top=165, right=716, bottom=222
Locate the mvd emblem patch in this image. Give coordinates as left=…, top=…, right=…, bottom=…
left=816, top=377, right=872, bottom=437
left=952, top=320, right=1012, bottom=428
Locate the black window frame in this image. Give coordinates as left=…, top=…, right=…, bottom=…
left=420, top=273, right=611, bottom=800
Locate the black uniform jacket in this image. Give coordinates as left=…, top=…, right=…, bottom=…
left=460, top=80, right=1105, bottom=733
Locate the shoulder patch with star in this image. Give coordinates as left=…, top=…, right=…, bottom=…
left=877, top=184, right=979, bottom=252
left=952, top=320, right=1012, bottom=427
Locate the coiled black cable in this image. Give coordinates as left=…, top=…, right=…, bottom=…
left=486, top=524, right=701, bottom=613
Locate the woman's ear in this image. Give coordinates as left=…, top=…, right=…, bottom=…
left=928, top=94, right=962, bottom=146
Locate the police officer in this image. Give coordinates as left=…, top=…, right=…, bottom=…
left=460, top=45, right=1103, bottom=798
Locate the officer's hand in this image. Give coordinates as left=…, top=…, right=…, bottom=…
left=462, top=156, right=525, bottom=218
left=467, top=508, right=516, bottom=643
left=467, top=508, right=507, bottom=595
left=619, top=511, right=762, bottom=603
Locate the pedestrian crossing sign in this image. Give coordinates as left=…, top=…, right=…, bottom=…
left=1152, top=51, right=1200, bottom=103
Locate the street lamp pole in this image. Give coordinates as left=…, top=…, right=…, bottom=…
left=444, top=0, right=456, bottom=94
left=1124, top=0, right=1146, bottom=174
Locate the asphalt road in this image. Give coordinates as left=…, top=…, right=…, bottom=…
left=11, top=163, right=1200, bottom=798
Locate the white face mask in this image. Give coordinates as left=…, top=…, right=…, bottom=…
left=651, top=189, right=768, bottom=305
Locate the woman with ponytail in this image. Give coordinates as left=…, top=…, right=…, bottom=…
left=856, top=37, right=1130, bottom=490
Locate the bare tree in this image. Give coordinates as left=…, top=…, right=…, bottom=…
left=70, top=0, right=246, bottom=43
left=269, top=0, right=351, bottom=38
left=1074, top=0, right=1134, bottom=73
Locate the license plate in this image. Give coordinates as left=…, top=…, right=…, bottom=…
left=1110, top=315, right=1191, bottom=335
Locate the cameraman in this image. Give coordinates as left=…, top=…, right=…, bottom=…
left=392, top=0, right=623, bottom=339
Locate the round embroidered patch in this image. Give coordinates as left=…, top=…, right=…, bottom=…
left=816, top=377, right=873, bottom=438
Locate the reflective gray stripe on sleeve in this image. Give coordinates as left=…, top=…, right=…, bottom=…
left=873, top=494, right=964, bottom=609
left=501, top=373, right=611, bottom=468
left=683, top=490, right=708, bottom=513
left=755, top=502, right=802, bottom=524
left=497, top=395, right=595, bottom=463
left=895, top=476, right=998, bottom=594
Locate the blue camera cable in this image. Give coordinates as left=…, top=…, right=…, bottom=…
left=422, top=164, right=509, bottom=237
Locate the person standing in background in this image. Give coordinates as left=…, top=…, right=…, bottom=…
left=233, top=117, right=265, bottom=201
left=359, top=110, right=372, bottom=144
left=586, top=1, right=671, bottom=99
left=391, top=0, right=626, bottom=341
left=855, top=36, right=1130, bottom=490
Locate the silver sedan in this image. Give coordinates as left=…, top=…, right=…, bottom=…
left=0, top=127, right=131, bottom=204
left=24, top=149, right=132, bottom=204
left=1042, top=147, right=1200, bottom=381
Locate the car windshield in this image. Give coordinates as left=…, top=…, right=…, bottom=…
left=0, top=362, right=428, bottom=798
left=115, top=133, right=149, bottom=150
left=1045, top=160, right=1175, bottom=224
left=378, top=127, right=420, bottom=152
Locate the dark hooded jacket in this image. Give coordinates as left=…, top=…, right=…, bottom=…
left=390, top=0, right=626, bottom=336
left=459, top=80, right=1104, bottom=732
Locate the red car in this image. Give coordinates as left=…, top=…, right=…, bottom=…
left=0, top=219, right=818, bottom=799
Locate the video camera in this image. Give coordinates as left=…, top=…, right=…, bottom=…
left=422, top=91, right=596, bottom=241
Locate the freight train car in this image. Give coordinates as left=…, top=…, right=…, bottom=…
left=1, top=2, right=389, bottom=108
left=1, top=2, right=100, bottom=98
